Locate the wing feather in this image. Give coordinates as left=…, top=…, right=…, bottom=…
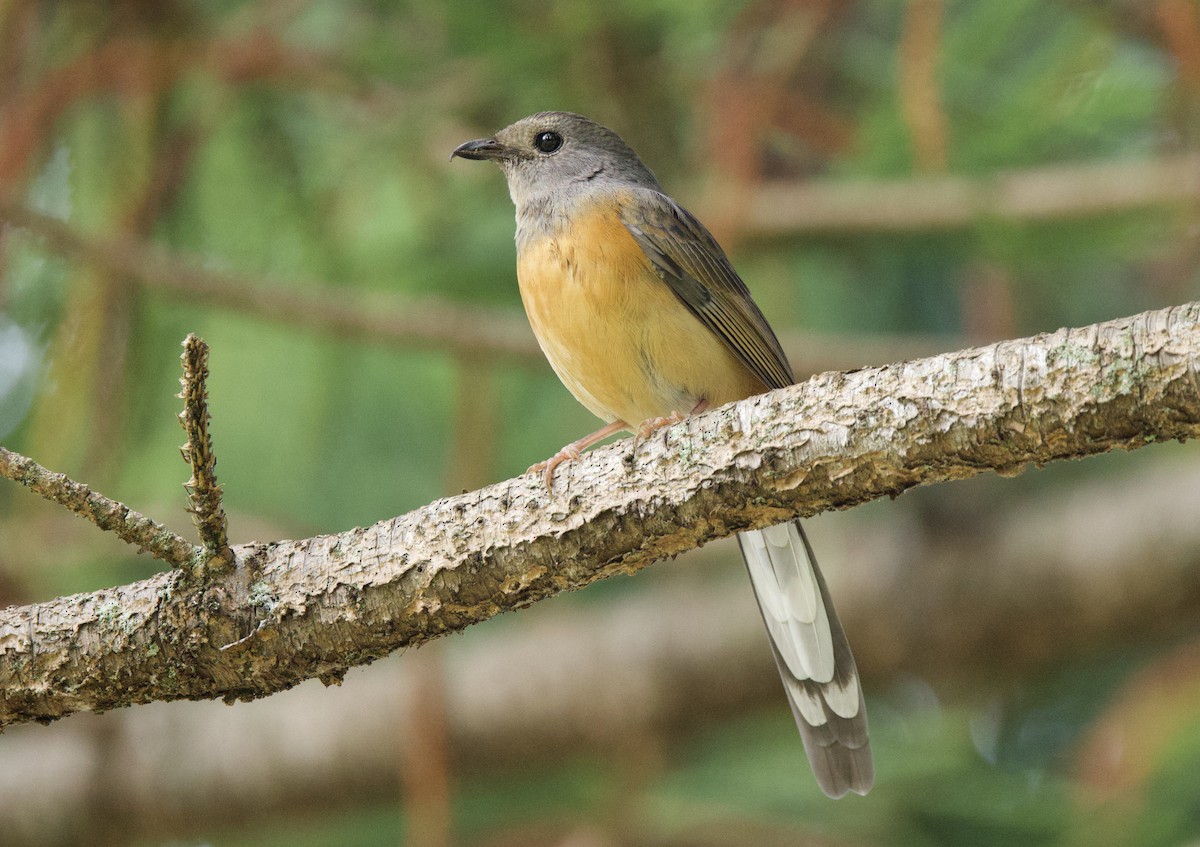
left=620, top=189, right=795, bottom=392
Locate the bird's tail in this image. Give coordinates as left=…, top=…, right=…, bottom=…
left=737, top=521, right=874, bottom=798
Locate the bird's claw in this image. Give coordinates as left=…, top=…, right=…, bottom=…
left=527, top=445, right=582, bottom=489
left=634, top=412, right=686, bottom=445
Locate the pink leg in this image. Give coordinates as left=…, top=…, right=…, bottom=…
left=529, top=419, right=629, bottom=489
left=634, top=398, right=710, bottom=444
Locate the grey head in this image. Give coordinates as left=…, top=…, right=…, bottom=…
left=451, top=112, right=664, bottom=217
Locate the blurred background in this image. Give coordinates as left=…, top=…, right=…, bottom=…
left=2, top=1, right=1200, bottom=845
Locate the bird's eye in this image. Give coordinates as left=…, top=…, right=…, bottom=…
left=534, top=131, right=563, bottom=154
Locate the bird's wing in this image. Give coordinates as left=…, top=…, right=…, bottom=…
left=620, top=188, right=795, bottom=391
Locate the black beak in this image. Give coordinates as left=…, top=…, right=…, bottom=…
left=450, top=137, right=510, bottom=162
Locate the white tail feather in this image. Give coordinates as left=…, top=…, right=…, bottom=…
left=741, top=524, right=834, bottom=683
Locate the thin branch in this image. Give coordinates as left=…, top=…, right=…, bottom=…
left=0, top=447, right=197, bottom=568
left=899, top=0, right=949, bottom=172
left=7, top=151, right=1194, bottom=250
left=1, top=301, right=1198, bottom=727
left=178, top=334, right=231, bottom=569
left=0, top=199, right=955, bottom=373
left=738, top=153, right=1200, bottom=236
left=0, top=200, right=544, bottom=362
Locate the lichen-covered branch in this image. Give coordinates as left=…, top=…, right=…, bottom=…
left=2, top=302, right=1199, bottom=728
left=177, top=334, right=231, bottom=569
left=0, top=447, right=197, bottom=569
left=7, top=453, right=1200, bottom=840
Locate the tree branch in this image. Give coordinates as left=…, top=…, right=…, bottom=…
left=2, top=302, right=1199, bottom=727
left=740, top=154, right=1200, bottom=236
left=899, top=0, right=949, bottom=173
left=0, top=200, right=952, bottom=373
left=5, top=452, right=1200, bottom=839
left=0, top=448, right=197, bottom=569
left=0, top=200, right=544, bottom=363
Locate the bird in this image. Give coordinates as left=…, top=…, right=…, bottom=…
left=452, top=111, right=873, bottom=798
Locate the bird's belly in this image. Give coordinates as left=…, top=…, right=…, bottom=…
left=516, top=211, right=764, bottom=427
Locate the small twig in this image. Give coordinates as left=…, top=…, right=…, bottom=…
left=0, top=446, right=198, bottom=567
left=178, top=334, right=231, bottom=568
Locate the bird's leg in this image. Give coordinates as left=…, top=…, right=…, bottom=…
left=529, top=419, right=629, bottom=488
left=634, top=398, right=710, bottom=444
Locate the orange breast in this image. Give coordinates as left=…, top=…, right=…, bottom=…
left=516, top=194, right=765, bottom=427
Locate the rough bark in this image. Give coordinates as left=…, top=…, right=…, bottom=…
left=0, top=448, right=197, bottom=568
left=177, top=334, right=232, bottom=569
left=2, top=301, right=1200, bottom=728
left=3, top=452, right=1200, bottom=845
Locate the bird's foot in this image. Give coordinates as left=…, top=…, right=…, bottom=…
left=634, top=412, right=687, bottom=445
left=527, top=445, right=581, bottom=490
left=633, top=399, right=710, bottom=446
left=529, top=420, right=629, bottom=490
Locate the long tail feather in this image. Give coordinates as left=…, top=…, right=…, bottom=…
left=738, top=521, right=873, bottom=798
